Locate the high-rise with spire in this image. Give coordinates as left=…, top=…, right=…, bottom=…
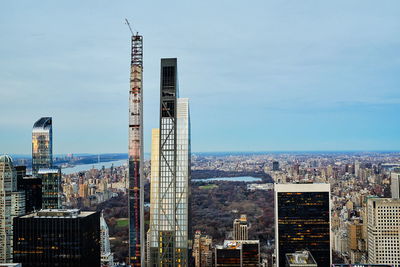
left=128, top=30, right=144, bottom=266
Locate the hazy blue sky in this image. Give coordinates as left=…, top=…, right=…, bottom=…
left=1, top=1, right=399, bottom=154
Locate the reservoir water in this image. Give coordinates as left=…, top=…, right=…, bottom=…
left=193, top=176, right=262, bottom=182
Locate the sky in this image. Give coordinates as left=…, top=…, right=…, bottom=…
left=0, top=0, right=400, bottom=154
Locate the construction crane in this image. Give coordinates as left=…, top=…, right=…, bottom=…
left=125, top=18, right=137, bottom=36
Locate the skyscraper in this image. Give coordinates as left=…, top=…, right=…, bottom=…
left=274, top=183, right=331, bottom=267
left=0, top=155, right=25, bottom=263
left=272, top=161, right=280, bottom=171
left=193, top=231, right=213, bottom=267
left=13, top=209, right=100, bottom=267
left=150, top=58, right=191, bottom=266
left=391, top=172, right=400, bottom=198
left=32, top=117, right=52, bottom=175
left=17, top=175, right=42, bottom=213
left=128, top=32, right=144, bottom=266
left=37, top=168, right=61, bottom=209
left=233, top=215, right=249, bottom=240
left=100, top=212, right=114, bottom=267
left=0, top=155, right=15, bottom=263
left=367, top=198, right=400, bottom=266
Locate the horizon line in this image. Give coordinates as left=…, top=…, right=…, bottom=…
left=5, top=150, right=400, bottom=157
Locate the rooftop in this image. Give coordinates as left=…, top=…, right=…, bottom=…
left=21, top=209, right=95, bottom=219
left=0, top=154, right=13, bottom=164
left=33, top=117, right=52, bottom=131
left=38, top=168, right=60, bottom=174
left=217, top=240, right=259, bottom=250
left=286, top=250, right=317, bottom=266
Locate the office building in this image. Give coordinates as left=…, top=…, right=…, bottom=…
left=193, top=231, right=213, bottom=267
left=37, top=168, right=61, bottom=209
left=347, top=219, right=363, bottom=251
left=391, top=172, right=400, bottom=198
left=272, top=161, right=280, bottom=171
left=13, top=209, right=100, bottom=267
left=367, top=198, right=400, bottom=266
left=32, top=117, right=52, bottom=175
left=15, top=166, right=41, bottom=212
left=100, top=212, right=114, bottom=267
left=17, top=176, right=42, bottom=212
left=128, top=31, right=144, bottom=266
left=0, top=155, right=15, bottom=263
left=215, top=240, right=260, bottom=267
left=149, top=58, right=191, bottom=266
left=233, top=215, right=249, bottom=240
left=285, top=250, right=317, bottom=267
left=274, top=183, right=331, bottom=267
left=0, top=155, right=25, bottom=263
left=14, top=166, right=26, bottom=187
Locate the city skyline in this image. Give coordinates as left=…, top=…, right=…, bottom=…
left=1, top=1, right=400, bottom=154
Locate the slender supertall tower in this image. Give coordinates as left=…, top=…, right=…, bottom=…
left=127, top=24, right=144, bottom=266
left=150, top=58, right=191, bottom=266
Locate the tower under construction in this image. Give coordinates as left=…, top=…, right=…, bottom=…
left=128, top=30, right=144, bottom=266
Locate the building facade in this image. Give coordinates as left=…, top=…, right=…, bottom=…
left=274, top=183, right=331, bottom=267
left=17, top=176, right=42, bottom=213
left=37, top=168, right=60, bottom=209
left=32, top=117, right=52, bottom=175
left=233, top=215, right=249, bottom=241
left=391, top=172, right=400, bottom=198
left=100, top=212, right=114, bottom=267
left=128, top=32, right=144, bottom=266
left=215, top=240, right=260, bottom=267
left=193, top=231, right=213, bottom=267
left=0, top=155, right=15, bottom=263
left=150, top=58, right=191, bottom=266
left=0, top=155, right=25, bottom=263
left=149, top=128, right=160, bottom=265
left=367, top=198, right=400, bottom=266
left=13, top=209, right=100, bottom=267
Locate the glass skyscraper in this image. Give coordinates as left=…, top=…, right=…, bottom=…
left=32, top=117, right=52, bottom=175
left=37, top=168, right=61, bottom=209
left=150, top=58, right=191, bottom=267
left=274, top=183, right=331, bottom=267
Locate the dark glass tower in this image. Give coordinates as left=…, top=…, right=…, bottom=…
left=37, top=168, right=61, bottom=209
left=15, top=166, right=42, bottom=212
left=32, top=117, right=52, bottom=175
left=128, top=33, right=144, bottom=266
left=13, top=209, right=100, bottom=267
left=274, top=184, right=331, bottom=267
